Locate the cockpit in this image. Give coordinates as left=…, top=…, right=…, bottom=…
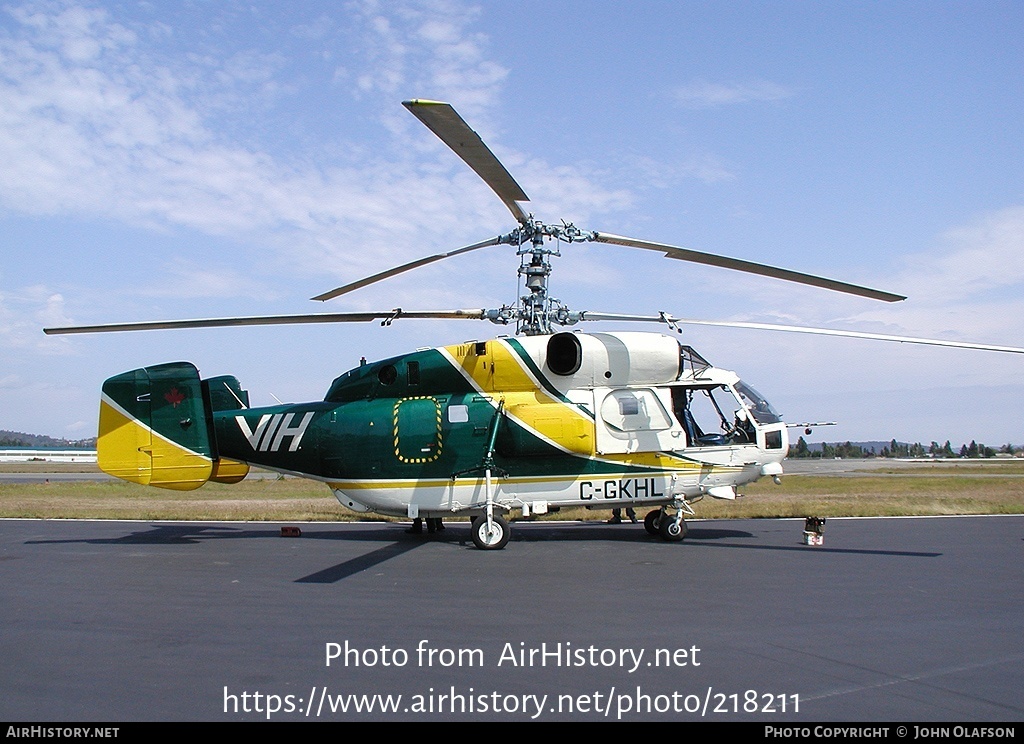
left=670, top=380, right=782, bottom=447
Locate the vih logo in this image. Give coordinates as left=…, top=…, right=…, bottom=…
left=236, top=411, right=315, bottom=452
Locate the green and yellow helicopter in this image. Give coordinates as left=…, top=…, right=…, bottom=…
left=45, top=101, right=1024, bottom=549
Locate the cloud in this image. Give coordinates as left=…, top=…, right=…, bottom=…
left=702, top=205, right=1024, bottom=338
left=0, top=2, right=624, bottom=276
left=346, top=0, right=508, bottom=119
left=290, top=14, right=334, bottom=42
left=671, top=79, right=795, bottom=109
left=833, top=206, right=1024, bottom=336
left=0, top=0, right=647, bottom=338
left=704, top=204, right=1024, bottom=408
left=0, top=284, right=74, bottom=353
left=906, top=206, right=1024, bottom=303
left=135, top=264, right=281, bottom=300
left=625, top=153, right=736, bottom=187
left=63, top=419, right=91, bottom=434
left=0, top=374, right=22, bottom=389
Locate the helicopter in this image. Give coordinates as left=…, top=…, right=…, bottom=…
left=45, top=99, right=1024, bottom=550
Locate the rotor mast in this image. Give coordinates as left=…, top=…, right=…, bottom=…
left=517, top=221, right=554, bottom=335
left=499, top=219, right=595, bottom=335
left=513, top=220, right=583, bottom=335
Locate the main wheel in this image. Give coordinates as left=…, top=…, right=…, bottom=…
left=659, top=515, right=688, bottom=542
left=644, top=510, right=662, bottom=537
left=471, top=514, right=510, bottom=550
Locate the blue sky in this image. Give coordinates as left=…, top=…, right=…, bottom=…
left=2, top=0, right=1022, bottom=447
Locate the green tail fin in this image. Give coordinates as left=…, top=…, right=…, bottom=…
left=99, top=363, right=250, bottom=489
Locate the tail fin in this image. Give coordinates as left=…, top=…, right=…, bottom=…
left=98, top=363, right=250, bottom=490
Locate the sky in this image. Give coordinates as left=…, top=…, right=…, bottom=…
left=1, top=0, right=1023, bottom=448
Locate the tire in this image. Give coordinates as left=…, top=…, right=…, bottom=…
left=659, top=516, right=687, bottom=542
left=644, top=510, right=661, bottom=537
left=472, top=514, right=510, bottom=550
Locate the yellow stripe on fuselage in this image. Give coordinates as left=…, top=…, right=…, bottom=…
left=443, top=340, right=595, bottom=455
left=598, top=451, right=718, bottom=471
left=327, top=472, right=666, bottom=490
left=440, top=340, right=709, bottom=471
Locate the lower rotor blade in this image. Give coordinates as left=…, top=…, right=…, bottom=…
left=576, top=311, right=1024, bottom=353
left=577, top=311, right=676, bottom=324
left=591, top=232, right=906, bottom=303
left=670, top=317, right=1024, bottom=354
left=312, top=236, right=503, bottom=302
left=43, top=309, right=488, bottom=335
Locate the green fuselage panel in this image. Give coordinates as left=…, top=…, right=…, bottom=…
left=214, top=394, right=676, bottom=481
left=212, top=345, right=689, bottom=481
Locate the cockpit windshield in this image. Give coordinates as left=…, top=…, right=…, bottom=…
left=734, top=381, right=782, bottom=424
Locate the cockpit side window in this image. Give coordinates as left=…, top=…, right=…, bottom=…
left=671, top=385, right=755, bottom=446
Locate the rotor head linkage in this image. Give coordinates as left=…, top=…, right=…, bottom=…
left=500, top=219, right=595, bottom=335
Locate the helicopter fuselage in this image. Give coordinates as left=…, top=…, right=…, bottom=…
left=94, top=330, right=788, bottom=551
left=207, top=331, right=789, bottom=518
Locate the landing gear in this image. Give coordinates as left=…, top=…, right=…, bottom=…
left=471, top=514, right=510, bottom=550
left=644, top=508, right=688, bottom=542
left=659, top=514, right=687, bottom=542
left=644, top=509, right=661, bottom=536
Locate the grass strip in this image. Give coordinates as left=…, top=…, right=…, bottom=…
left=2, top=464, right=1022, bottom=521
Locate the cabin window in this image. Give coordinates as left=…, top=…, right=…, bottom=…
left=377, top=364, right=397, bottom=386
left=447, top=404, right=469, bottom=423
left=600, top=389, right=673, bottom=432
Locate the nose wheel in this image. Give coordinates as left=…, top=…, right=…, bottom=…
left=644, top=508, right=688, bottom=542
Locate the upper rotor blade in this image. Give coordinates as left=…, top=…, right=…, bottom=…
left=591, top=232, right=906, bottom=303
left=43, top=309, right=489, bottom=335
left=404, top=99, right=530, bottom=224
left=312, top=235, right=503, bottom=302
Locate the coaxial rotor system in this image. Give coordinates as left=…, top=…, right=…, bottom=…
left=44, top=100, right=1024, bottom=355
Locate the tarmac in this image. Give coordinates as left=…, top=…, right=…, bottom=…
left=1, top=514, right=1022, bottom=721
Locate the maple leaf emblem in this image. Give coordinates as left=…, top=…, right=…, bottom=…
left=164, top=387, right=185, bottom=408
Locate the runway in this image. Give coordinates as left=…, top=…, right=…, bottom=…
left=1, top=515, right=1022, bottom=721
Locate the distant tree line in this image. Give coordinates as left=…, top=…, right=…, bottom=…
left=2, top=427, right=1018, bottom=460
left=0, top=430, right=97, bottom=448
left=790, top=437, right=1019, bottom=459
